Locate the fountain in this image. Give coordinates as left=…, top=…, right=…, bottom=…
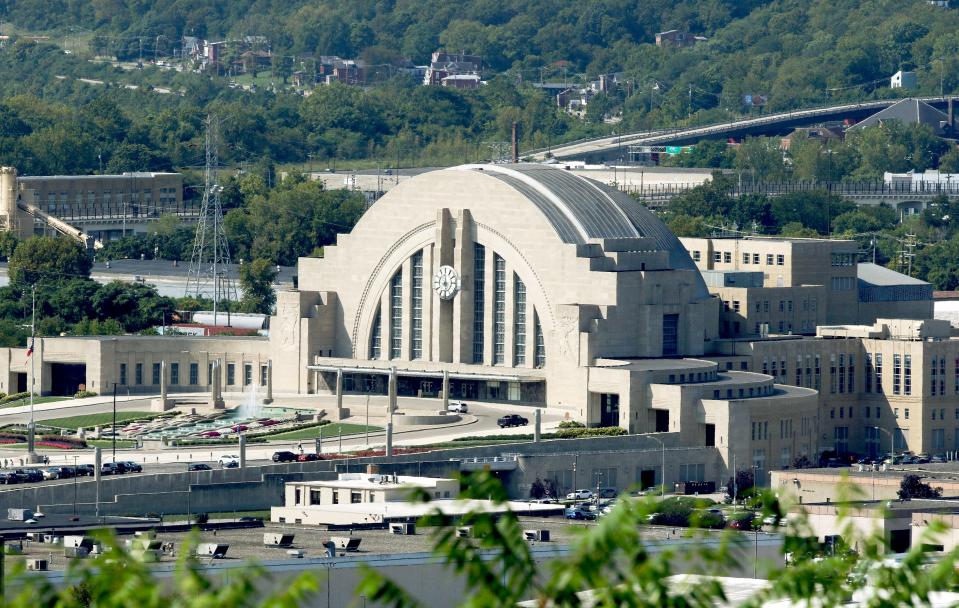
left=236, top=382, right=261, bottom=420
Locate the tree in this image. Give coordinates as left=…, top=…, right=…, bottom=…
left=529, top=477, right=546, bottom=499
left=8, top=236, right=92, bottom=288
left=239, top=259, right=278, bottom=314
left=898, top=474, right=943, bottom=500
left=725, top=469, right=754, bottom=501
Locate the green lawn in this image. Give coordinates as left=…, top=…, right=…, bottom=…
left=266, top=422, right=381, bottom=441
left=0, top=396, right=69, bottom=409
left=86, top=439, right=137, bottom=449
left=39, top=411, right=158, bottom=430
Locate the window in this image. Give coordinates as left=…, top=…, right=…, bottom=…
left=260, top=365, right=268, bottom=386
left=119, top=363, right=127, bottom=386
left=332, top=491, right=338, bottom=504
left=795, top=355, right=802, bottom=386
left=753, top=253, right=760, bottom=264
left=933, top=357, right=938, bottom=396
left=369, top=308, right=382, bottom=359
left=955, top=358, right=959, bottom=395
left=940, top=357, right=946, bottom=396
left=779, top=300, right=785, bottom=313
left=692, top=250, right=700, bottom=261
left=390, top=271, right=403, bottom=359
left=135, top=363, right=143, bottom=385
left=905, top=408, right=910, bottom=420
left=152, top=362, right=161, bottom=385
left=244, top=364, right=252, bottom=386
left=473, top=244, right=486, bottom=364
left=777, top=254, right=784, bottom=265
left=838, top=354, right=845, bottom=394
left=814, top=355, right=821, bottom=390
left=875, top=353, right=883, bottom=393
left=732, top=300, right=740, bottom=312
left=534, top=315, right=546, bottom=368
left=766, top=254, right=774, bottom=265
left=227, top=363, right=235, bottom=385
left=493, top=255, right=506, bottom=364
left=831, top=277, right=854, bottom=291
left=865, top=353, right=872, bottom=393
left=514, top=275, right=527, bottom=366
left=411, top=251, right=424, bottom=359
left=351, top=491, right=362, bottom=504
left=743, top=252, right=750, bottom=264
left=764, top=301, right=770, bottom=313
left=190, top=362, right=198, bottom=385
left=830, top=354, right=837, bottom=394
left=893, top=354, right=901, bottom=395
left=834, top=426, right=849, bottom=455
left=723, top=251, right=731, bottom=263
left=714, top=251, right=722, bottom=263
left=904, top=354, right=912, bottom=395
left=663, top=314, right=679, bottom=356
left=170, top=362, right=179, bottom=385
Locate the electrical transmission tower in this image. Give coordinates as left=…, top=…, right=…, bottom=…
left=185, top=114, right=236, bottom=325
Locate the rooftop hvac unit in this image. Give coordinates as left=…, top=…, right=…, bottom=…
left=26, top=559, right=47, bottom=571
left=390, top=522, right=415, bottom=535
left=264, top=533, right=295, bottom=547
left=195, top=543, right=229, bottom=558
left=523, top=529, right=550, bottom=542
left=456, top=526, right=473, bottom=538
left=7, top=508, right=32, bottom=521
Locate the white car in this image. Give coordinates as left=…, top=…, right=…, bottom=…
left=218, top=455, right=240, bottom=468
left=566, top=489, right=594, bottom=500
left=447, top=401, right=469, bottom=413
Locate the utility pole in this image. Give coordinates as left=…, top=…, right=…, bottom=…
left=26, top=284, right=37, bottom=463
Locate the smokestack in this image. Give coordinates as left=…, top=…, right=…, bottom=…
left=949, top=98, right=954, bottom=130
left=511, top=121, right=519, bottom=163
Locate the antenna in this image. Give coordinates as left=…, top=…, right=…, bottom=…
left=185, top=114, right=237, bottom=325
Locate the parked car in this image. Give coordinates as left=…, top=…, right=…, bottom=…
left=42, top=467, right=63, bottom=480
left=0, top=472, right=18, bottom=484
left=597, top=487, right=618, bottom=499
left=199, top=431, right=221, bottom=438
left=16, top=469, right=42, bottom=483
left=497, top=414, right=529, bottom=428
left=59, top=466, right=78, bottom=478
left=728, top=514, right=755, bottom=530
left=915, top=453, right=931, bottom=464
left=75, top=464, right=95, bottom=476
left=231, top=424, right=249, bottom=432
left=564, top=507, right=596, bottom=520
left=100, top=462, right=120, bottom=476
left=931, top=454, right=948, bottom=463
left=119, top=461, right=142, bottom=473
left=566, top=489, right=594, bottom=500
left=188, top=463, right=212, bottom=471
left=447, top=401, right=469, bottom=413
left=272, top=451, right=298, bottom=463
left=296, top=453, right=319, bottom=462
left=218, top=455, right=240, bottom=468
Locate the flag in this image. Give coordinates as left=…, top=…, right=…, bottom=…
left=24, top=337, right=33, bottom=364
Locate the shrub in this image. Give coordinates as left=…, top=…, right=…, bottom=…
left=558, top=420, right=585, bottom=429
left=0, top=392, right=33, bottom=405
left=555, top=426, right=628, bottom=439
left=74, top=390, right=98, bottom=398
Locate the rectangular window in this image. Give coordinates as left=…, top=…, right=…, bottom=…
left=875, top=353, right=883, bottom=394
left=933, top=357, right=938, bottom=396
left=830, top=354, right=837, bottom=394
left=170, top=362, right=179, bottom=385
left=514, top=275, right=527, bottom=366
left=723, top=251, right=731, bottom=263
left=135, top=363, right=143, bottom=385
left=893, top=354, right=901, bottom=395
left=766, top=254, right=774, bottom=265
left=714, top=251, right=722, bottom=263
left=534, top=315, right=546, bottom=368
left=732, top=300, right=740, bottom=312
left=493, top=255, right=507, bottom=364
left=119, top=363, right=127, bottom=386
left=260, top=365, right=268, bottom=386
left=473, top=244, right=485, bottom=364
left=795, top=355, right=802, bottom=386
left=742, top=252, right=750, bottom=264
left=189, top=362, right=198, bottom=385
left=227, top=363, right=235, bottom=386
left=152, top=362, right=161, bottom=385
left=865, top=353, right=872, bottom=393
left=411, top=251, right=424, bottom=359
left=370, top=309, right=382, bottom=359
left=243, top=364, right=252, bottom=386
left=838, top=354, right=845, bottom=394
left=752, top=253, right=759, bottom=264
left=692, top=250, right=700, bottom=261
left=814, top=355, right=821, bottom=390
left=904, top=354, right=912, bottom=395
left=940, top=357, right=946, bottom=396
left=390, top=271, right=403, bottom=359
left=662, top=314, right=679, bottom=356
left=777, top=254, right=784, bottom=265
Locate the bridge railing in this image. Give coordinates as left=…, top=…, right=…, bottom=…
left=623, top=179, right=959, bottom=200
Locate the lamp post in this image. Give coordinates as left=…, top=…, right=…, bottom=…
left=112, top=383, right=117, bottom=464
left=647, top=434, right=666, bottom=496
left=27, top=284, right=37, bottom=464
left=752, top=464, right=761, bottom=578
left=72, top=454, right=78, bottom=516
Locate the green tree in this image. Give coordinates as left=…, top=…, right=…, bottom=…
left=239, top=259, right=278, bottom=314
left=8, top=236, right=92, bottom=288
left=898, top=474, right=943, bottom=500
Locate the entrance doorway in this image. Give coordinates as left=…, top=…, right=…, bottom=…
left=599, top=393, right=620, bottom=427
left=639, top=469, right=656, bottom=490
left=50, top=363, right=86, bottom=396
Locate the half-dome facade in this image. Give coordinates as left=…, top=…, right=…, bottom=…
left=274, top=164, right=720, bottom=425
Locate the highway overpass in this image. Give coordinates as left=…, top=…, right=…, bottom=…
left=529, top=96, right=959, bottom=162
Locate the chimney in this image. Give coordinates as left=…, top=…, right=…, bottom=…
left=511, top=121, right=519, bottom=163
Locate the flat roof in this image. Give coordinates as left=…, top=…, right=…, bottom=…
left=858, top=262, right=928, bottom=286
left=291, top=475, right=452, bottom=491
left=275, top=499, right=562, bottom=520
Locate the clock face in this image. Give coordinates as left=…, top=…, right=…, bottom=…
left=432, top=265, right=460, bottom=300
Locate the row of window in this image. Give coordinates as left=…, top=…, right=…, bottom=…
left=712, top=384, right=774, bottom=400
left=830, top=253, right=857, bottom=267
left=118, top=361, right=265, bottom=386
left=831, top=276, right=855, bottom=291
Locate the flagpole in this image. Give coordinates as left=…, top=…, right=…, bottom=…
left=27, top=284, right=37, bottom=463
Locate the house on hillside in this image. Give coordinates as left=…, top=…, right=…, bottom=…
left=780, top=126, right=844, bottom=150
left=655, top=30, right=707, bottom=48
left=424, top=51, right=482, bottom=86
left=890, top=70, right=917, bottom=90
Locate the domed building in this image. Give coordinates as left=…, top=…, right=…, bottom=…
left=273, top=164, right=739, bottom=429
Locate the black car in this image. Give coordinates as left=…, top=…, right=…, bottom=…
left=188, top=463, right=212, bottom=471
left=272, top=451, right=298, bottom=463
left=15, top=469, right=42, bottom=483
left=118, top=461, right=143, bottom=473
left=58, top=466, right=77, bottom=478
left=0, top=472, right=18, bottom=484
left=497, top=414, right=529, bottom=428
left=75, top=464, right=95, bottom=476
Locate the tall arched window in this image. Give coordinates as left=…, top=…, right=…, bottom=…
left=411, top=251, right=424, bottom=359
left=369, top=308, right=382, bottom=360
left=514, top=275, right=526, bottom=366
left=472, top=244, right=486, bottom=364
left=534, top=314, right=546, bottom=368
left=390, top=271, right=403, bottom=359
left=493, top=255, right=506, bottom=364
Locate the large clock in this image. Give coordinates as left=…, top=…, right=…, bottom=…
left=432, top=265, right=460, bottom=300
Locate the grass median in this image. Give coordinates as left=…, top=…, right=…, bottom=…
left=266, top=422, right=381, bottom=441
left=39, top=411, right=159, bottom=430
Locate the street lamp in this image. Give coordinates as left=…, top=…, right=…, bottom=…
left=647, top=435, right=666, bottom=496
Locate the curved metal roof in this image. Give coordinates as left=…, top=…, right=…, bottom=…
left=469, top=164, right=708, bottom=298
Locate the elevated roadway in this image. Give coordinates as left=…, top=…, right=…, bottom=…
left=530, top=96, right=959, bottom=162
